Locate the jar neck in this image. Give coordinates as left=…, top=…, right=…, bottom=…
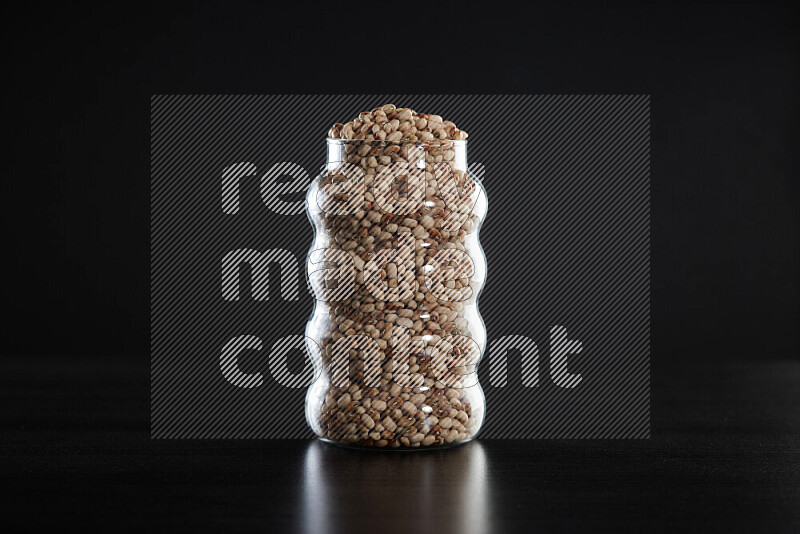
left=326, top=139, right=467, bottom=173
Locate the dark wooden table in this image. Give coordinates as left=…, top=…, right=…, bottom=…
left=2, top=358, right=798, bottom=532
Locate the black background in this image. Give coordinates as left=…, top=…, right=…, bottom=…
left=4, top=1, right=797, bottom=362
left=3, top=1, right=799, bottom=531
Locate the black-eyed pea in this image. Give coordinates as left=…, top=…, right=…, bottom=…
left=412, top=225, right=427, bottom=239
left=410, top=393, right=426, bottom=405
left=396, top=317, right=414, bottom=329
left=397, top=417, right=416, bottom=428
left=361, top=414, right=375, bottom=429
left=336, top=393, right=352, bottom=409
left=382, top=416, right=397, bottom=432
left=387, top=131, right=403, bottom=143
left=402, top=401, right=418, bottom=416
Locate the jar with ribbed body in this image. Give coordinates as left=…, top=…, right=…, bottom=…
left=305, top=135, right=487, bottom=449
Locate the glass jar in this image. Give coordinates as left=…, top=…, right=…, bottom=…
left=305, top=138, right=487, bottom=449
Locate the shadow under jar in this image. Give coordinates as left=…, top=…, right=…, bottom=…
left=305, top=138, right=487, bottom=449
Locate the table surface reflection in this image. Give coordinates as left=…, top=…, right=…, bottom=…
left=3, top=360, right=799, bottom=532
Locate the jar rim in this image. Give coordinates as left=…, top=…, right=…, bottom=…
left=326, top=138, right=466, bottom=145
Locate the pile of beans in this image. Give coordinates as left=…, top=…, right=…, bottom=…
left=328, top=104, right=469, bottom=142
left=307, top=105, right=484, bottom=448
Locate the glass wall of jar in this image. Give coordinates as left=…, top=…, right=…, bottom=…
left=305, top=138, right=487, bottom=449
